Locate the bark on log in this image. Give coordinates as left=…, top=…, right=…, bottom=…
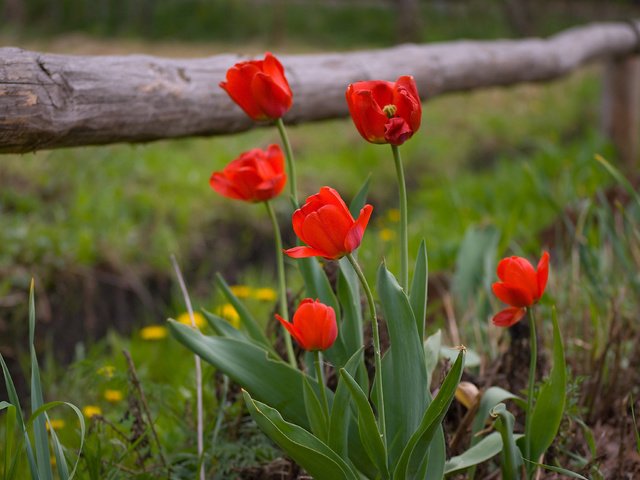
left=1, top=21, right=639, bottom=153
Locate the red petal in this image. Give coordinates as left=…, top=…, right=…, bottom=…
left=275, top=313, right=305, bottom=347
left=536, top=251, right=550, bottom=300
left=345, top=204, right=373, bottom=253
left=209, top=172, right=248, bottom=201
left=496, top=256, right=538, bottom=298
left=384, top=117, right=413, bottom=145
left=300, top=209, right=348, bottom=259
left=347, top=89, right=388, bottom=143
left=251, top=72, right=292, bottom=119
left=393, top=77, right=421, bottom=133
left=492, top=282, right=534, bottom=308
left=492, top=307, right=526, bottom=327
left=221, top=65, right=265, bottom=120
left=262, top=53, right=292, bottom=98
left=316, top=187, right=353, bottom=219
left=284, top=246, right=330, bottom=259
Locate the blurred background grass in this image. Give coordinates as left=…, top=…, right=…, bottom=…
left=2, top=1, right=640, bottom=477
left=1, top=0, right=632, bottom=342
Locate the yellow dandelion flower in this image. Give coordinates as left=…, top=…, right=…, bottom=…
left=97, top=365, right=115, bottom=378
left=387, top=209, right=400, bottom=223
left=379, top=228, right=396, bottom=242
left=254, top=287, right=277, bottom=302
left=176, top=312, right=206, bottom=329
left=140, top=325, right=168, bottom=341
left=82, top=405, right=102, bottom=418
left=104, top=389, right=124, bottom=403
left=46, top=419, right=66, bottom=431
left=218, top=303, right=240, bottom=329
left=230, top=285, right=252, bottom=298
left=50, top=456, right=56, bottom=467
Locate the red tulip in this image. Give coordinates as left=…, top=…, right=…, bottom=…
left=276, top=299, right=338, bottom=352
left=346, top=76, right=421, bottom=146
left=491, top=251, right=550, bottom=327
left=284, top=187, right=373, bottom=260
left=209, top=144, right=286, bottom=202
left=219, top=52, right=293, bottom=121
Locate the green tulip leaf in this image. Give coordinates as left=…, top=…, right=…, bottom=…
left=394, top=349, right=465, bottom=479
left=528, top=307, right=567, bottom=465
left=424, top=329, right=442, bottom=386
left=470, top=386, right=520, bottom=445
left=336, top=258, right=365, bottom=367
left=491, top=403, right=522, bottom=480
left=243, top=391, right=358, bottom=480
left=328, top=348, right=364, bottom=460
left=339, top=369, right=389, bottom=479
left=409, top=240, right=428, bottom=340
left=445, top=432, right=523, bottom=475
left=201, top=309, right=246, bottom=341
left=522, top=458, right=588, bottom=479
left=169, top=320, right=316, bottom=428
left=349, top=175, right=371, bottom=218
left=303, top=376, right=328, bottom=442
left=215, top=273, right=275, bottom=354
left=376, top=263, right=429, bottom=464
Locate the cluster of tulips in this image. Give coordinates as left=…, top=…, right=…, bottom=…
left=169, top=52, right=571, bottom=480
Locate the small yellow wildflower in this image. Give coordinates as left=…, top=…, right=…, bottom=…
left=104, top=389, right=124, bottom=403
left=46, top=419, right=66, bottom=431
left=387, top=209, right=400, bottom=223
left=218, top=303, right=240, bottom=329
left=97, top=365, right=115, bottom=378
left=254, top=287, right=277, bottom=302
left=82, top=406, right=102, bottom=418
left=140, top=325, right=168, bottom=340
left=230, top=285, right=252, bottom=298
left=379, top=228, right=396, bottom=242
left=50, top=456, right=56, bottom=467
left=176, top=311, right=206, bottom=329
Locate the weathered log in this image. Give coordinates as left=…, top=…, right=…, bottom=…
left=0, top=21, right=639, bottom=153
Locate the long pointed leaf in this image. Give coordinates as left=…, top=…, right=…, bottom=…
left=340, top=369, right=389, bottom=479
left=47, top=413, right=70, bottom=480
left=200, top=309, right=246, bottom=340
left=328, top=348, right=363, bottom=459
left=394, top=349, right=465, bottom=479
left=445, top=432, right=521, bottom=475
left=303, top=377, right=328, bottom=441
left=349, top=175, right=371, bottom=218
left=29, top=282, right=53, bottom=480
left=377, top=263, right=428, bottom=463
left=491, top=403, right=522, bottom=480
left=26, top=401, right=86, bottom=480
left=470, top=386, right=520, bottom=445
left=3, top=403, right=16, bottom=480
left=243, top=391, right=358, bottom=480
left=409, top=240, right=428, bottom=340
left=215, top=273, right=275, bottom=354
left=529, top=307, right=566, bottom=464
left=169, top=320, right=315, bottom=428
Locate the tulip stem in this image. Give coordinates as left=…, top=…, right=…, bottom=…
left=265, top=201, right=297, bottom=368
left=314, top=351, right=330, bottom=419
left=391, top=145, right=409, bottom=290
left=276, top=118, right=298, bottom=208
left=525, top=307, right=538, bottom=478
left=346, top=253, right=387, bottom=443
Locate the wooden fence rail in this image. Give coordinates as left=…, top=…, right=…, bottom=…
left=0, top=20, right=638, bottom=163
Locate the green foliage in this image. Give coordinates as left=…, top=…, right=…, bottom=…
left=0, top=283, right=85, bottom=480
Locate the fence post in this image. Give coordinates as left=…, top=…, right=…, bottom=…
left=602, top=55, right=640, bottom=170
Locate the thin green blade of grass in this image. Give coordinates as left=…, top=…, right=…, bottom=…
left=28, top=280, right=54, bottom=480
left=594, top=154, right=640, bottom=209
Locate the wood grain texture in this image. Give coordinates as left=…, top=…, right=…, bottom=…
left=1, top=21, right=639, bottom=153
